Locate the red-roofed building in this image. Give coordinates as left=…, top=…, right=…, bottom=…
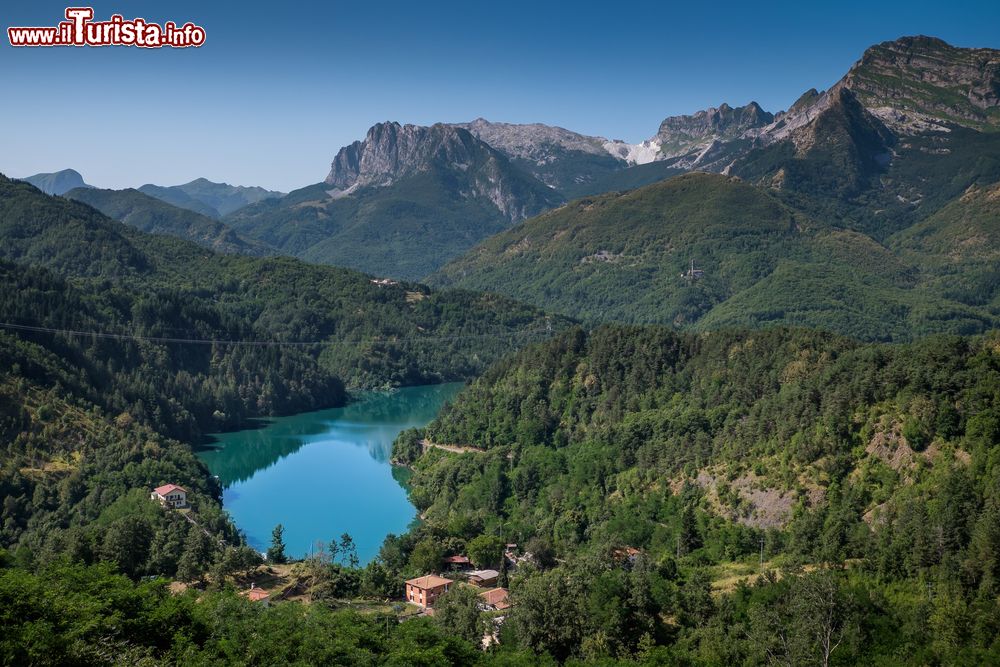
left=478, top=587, right=510, bottom=611
left=405, top=574, right=453, bottom=608
left=240, top=584, right=270, bottom=606
left=150, top=484, right=187, bottom=508
left=443, top=555, right=471, bottom=569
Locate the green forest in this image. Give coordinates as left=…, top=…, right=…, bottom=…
left=389, top=326, right=1000, bottom=664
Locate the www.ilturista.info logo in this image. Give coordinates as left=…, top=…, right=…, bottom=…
left=8, top=7, right=206, bottom=48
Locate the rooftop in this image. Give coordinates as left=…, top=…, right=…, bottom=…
left=479, top=587, right=510, bottom=608
left=405, top=574, right=453, bottom=589
left=468, top=569, right=500, bottom=579
left=241, top=587, right=270, bottom=602
left=153, top=484, right=186, bottom=496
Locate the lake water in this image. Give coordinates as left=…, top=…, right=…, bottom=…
left=198, top=382, right=463, bottom=563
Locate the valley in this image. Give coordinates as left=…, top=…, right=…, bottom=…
left=2, top=26, right=1000, bottom=667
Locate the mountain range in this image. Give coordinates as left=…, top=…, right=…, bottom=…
left=64, top=187, right=274, bottom=256
left=426, top=36, right=1000, bottom=341
left=16, top=36, right=1000, bottom=338
left=137, top=178, right=285, bottom=218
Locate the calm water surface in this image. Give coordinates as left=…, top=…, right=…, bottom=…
left=198, top=383, right=463, bottom=563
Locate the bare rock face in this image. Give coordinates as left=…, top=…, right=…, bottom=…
left=452, top=118, right=633, bottom=193
left=838, top=35, right=1000, bottom=130
left=656, top=102, right=774, bottom=159
left=327, top=122, right=479, bottom=190
left=453, top=118, right=614, bottom=163
left=325, top=122, right=561, bottom=221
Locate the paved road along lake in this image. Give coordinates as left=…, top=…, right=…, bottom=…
left=198, top=383, right=464, bottom=563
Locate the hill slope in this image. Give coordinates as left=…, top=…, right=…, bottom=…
left=138, top=178, right=284, bottom=218
left=64, top=187, right=274, bottom=256
left=0, top=173, right=569, bottom=406
left=392, top=324, right=1000, bottom=663
left=429, top=172, right=997, bottom=340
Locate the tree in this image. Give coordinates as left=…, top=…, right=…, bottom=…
left=409, top=538, right=444, bottom=574
left=679, top=568, right=714, bottom=626
left=508, top=569, right=588, bottom=662
left=525, top=536, right=556, bottom=569
left=747, top=571, right=859, bottom=667
left=337, top=533, right=359, bottom=568
left=360, top=560, right=396, bottom=599
left=677, top=503, right=702, bottom=557
left=267, top=524, right=287, bottom=564
left=100, top=516, right=153, bottom=579
left=790, top=572, right=858, bottom=667
left=177, top=528, right=214, bottom=583
left=467, top=534, right=503, bottom=569
left=433, top=585, right=488, bottom=646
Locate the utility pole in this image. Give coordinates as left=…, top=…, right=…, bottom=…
left=759, top=536, right=765, bottom=572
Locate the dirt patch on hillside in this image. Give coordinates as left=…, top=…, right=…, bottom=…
left=691, top=469, right=805, bottom=529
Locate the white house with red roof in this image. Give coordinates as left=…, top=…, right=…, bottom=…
left=150, top=484, right=187, bottom=508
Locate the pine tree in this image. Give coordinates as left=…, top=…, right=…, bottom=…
left=267, top=524, right=287, bottom=564
left=677, top=503, right=702, bottom=557
left=177, top=528, right=213, bottom=583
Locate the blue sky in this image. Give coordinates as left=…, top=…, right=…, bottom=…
left=2, top=0, right=998, bottom=192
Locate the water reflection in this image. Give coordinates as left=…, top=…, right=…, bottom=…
left=197, top=383, right=462, bottom=562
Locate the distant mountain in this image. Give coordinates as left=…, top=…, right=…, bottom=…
left=175, top=36, right=1000, bottom=295
left=138, top=178, right=284, bottom=218
left=136, top=184, right=220, bottom=218
left=325, top=122, right=561, bottom=221
left=21, top=168, right=92, bottom=195
left=64, top=187, right=274, bottom=256
left=728, top=37, right=1000, bottom=239
left=226, top=122, right=564, bottom=280
left=655, top=102, right=773, bottom=163
left=428, top=36, right=1000, bottom=339
left=428, top=172, right=997, bottom=341
left=599, top=36, right=1000, bottom=181
left=451, top=118, right=633, bottom=198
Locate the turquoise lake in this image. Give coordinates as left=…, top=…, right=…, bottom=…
left=198, top=383, right=463, bottom=564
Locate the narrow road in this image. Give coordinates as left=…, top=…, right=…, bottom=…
left=418, top=439, right=483, bottom=454
left=418, top=439, right=513, bottom=460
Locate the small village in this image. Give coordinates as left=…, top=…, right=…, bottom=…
left=150, top=482, right=528, bottom=645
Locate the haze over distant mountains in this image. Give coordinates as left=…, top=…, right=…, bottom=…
left=65, top=187, right=274, bottom=256
left=21, top=169, right=93, bottom=195
left=136, top=179, right=285, bottom=218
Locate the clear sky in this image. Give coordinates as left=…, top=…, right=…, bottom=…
left=2, top=0, right=998, bottom=192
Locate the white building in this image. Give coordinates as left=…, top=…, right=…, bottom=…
left=150, top=484, right=187, bottom=508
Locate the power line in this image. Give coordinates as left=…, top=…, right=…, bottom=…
left=0, top=320, right=555, bottom=349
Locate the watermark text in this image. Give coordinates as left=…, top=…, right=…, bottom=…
left=8, top=7, right=206, bottom=48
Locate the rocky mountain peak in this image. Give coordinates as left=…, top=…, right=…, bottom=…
left=451, top=118, right=613, bottom=163
left=325, top=121, right=562, bottom=221
left=326, top=121, right=492, bottom=192
left=837, top=35, right=1000, bottom=130
left=655, top=102, right=775, bottom=159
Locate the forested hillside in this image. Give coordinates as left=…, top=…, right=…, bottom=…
left=389, top=325, right=1000, bottom=663
left=430, top=173, right=999, bottom=340
left=64, top=186, right=274, bottom=256
left=0, top=175, right=567, bottom=412
left=0, top=174, right=566, bottom=600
